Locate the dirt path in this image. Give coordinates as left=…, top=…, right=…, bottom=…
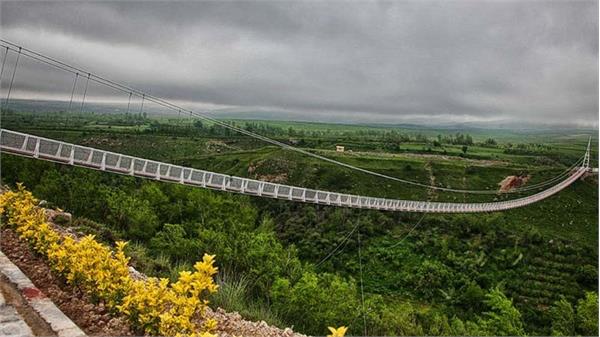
left=424, top=161, right=437, bottom=200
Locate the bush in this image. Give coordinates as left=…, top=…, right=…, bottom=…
left=106, top=190, right=160, bottom=241
left=575, top=264, right=597, bottom=288
left=409, top=259, right=451, bottom=299
left=475, top=287, right=525, bottom=336
left=150, top=223, right=202, bottom=262
left=576, top=292, right=598, bottom=336
left=550, top=296, right=575, bottom=336
left=72, top=217, right=119, bottom=244
left=1, top=185, right=219, bottom=336
left=271, top=271, right=361, bottom=335
left=125, top=242, right=171, bottom=276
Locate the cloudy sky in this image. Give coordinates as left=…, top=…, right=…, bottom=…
left=1, top=1, right=598, bottom=126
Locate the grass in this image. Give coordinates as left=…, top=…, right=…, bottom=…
left=209, top=270, right=285, bottom=327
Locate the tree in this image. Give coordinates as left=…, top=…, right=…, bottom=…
left=193, top=120, right=204, bottom=129
left=484, top=138, right=497, bottom=146
left=576, top=291, right=598, bottom=336
left=149, top=223, right=201, bottom=262
left=461, top=282, right=486, bottom=313
left=475, top=287, right=525, bottom=336
left=550, top=296, right=575, bottom=336
left=409, top=259, right=451, bottom=299
left=106, top=190, right=160, bottom=241
left=271, top=271, right=360, bottom=335
left=241, top=228, right=302, bottom=292
left=575, top=264, right=597, bottom=288
left=462, top=145, right=469, bottom=154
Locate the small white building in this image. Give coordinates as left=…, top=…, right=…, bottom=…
left=336, top=145, right=345, bottom=152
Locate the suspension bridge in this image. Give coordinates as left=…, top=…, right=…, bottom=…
left=0, top=128, right=592, bottom=213
left=0, top=40, right=595, bottom=213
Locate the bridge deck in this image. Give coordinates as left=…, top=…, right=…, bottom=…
left=0, top=128, right=588, bottom=213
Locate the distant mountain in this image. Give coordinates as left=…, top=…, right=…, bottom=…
left=3, top=98, right=597, bottom=132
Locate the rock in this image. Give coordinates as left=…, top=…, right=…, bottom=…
left=45, top=209, right=72, bottom=225
left=128, top=266, right=147, bottom=281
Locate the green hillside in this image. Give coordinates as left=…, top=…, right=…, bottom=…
left=1, top=110, right=597, bottom=336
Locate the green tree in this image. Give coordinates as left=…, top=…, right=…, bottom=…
left=241, top=226, right=302, bottom=292
left=576, top=291, right=598, bottom=336
left=461, top=282, right=486, bottom=313
left=575, top=264, right=597, bottom=288
left=449, top=316, right=468, bottom=336
left=106, top=190, right=160, bottom=241
left=149, top=223, right=202, bottom=262
left=193, top=120, right=204, bottom=129
left=484, top=138, right=497, bottom=146
left=366, top=299, right=425, bottom=336
left=409, top=259, right=451, bottom=299
left=476, top=287, right=525, bottom=336
left=271, top=271, right=360, bottom=335
left=550, top=296, right=575, bottom=336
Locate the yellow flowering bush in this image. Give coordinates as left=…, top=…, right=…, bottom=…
left=119, top=255, right=218, bottom=336
left=0, top=185, right=60, bottom=254
left=327, top=326, right=348, bottom=337
left=1, top=184, right=218, bottom=336
left=46, top=235, right=131, bottom=307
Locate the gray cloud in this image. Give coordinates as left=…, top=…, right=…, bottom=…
left=1, top=0, right=597, bottom=126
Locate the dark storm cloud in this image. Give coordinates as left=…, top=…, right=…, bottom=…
left=1, top=0, right=597, bottom=126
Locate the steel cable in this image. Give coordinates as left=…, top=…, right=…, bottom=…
left=4, top=46, right=20, bottom=107
left=0, top=46, right=9, bottom=89
left=79, top=73, right=90, bottom=113
left=315, top=220, right=361, bottom=268
left=68, top=73, right=78, bottom=111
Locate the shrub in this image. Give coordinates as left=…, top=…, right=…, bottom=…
left=119, top=255, right=218, bottom=336
left=150, top=223, right=202, bottom=262
left=576, top=291, right=598, bottom=336
left=106, top=190, right=160, bottom=241
left=475, top=287, right=525, bottom=336
left=1, top=185, right=218, bottom=336
left=271, top=271, right=360, bottom=335
left=575, top=264, right=597, bottom=288
left=550, top=296, right=575, bottom=336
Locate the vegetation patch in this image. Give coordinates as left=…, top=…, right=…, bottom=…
left=0, top=185, right=218, bottom=337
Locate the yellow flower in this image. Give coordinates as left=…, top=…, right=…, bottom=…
left=327, top=326, right=348, bottom=337
left=1, top=185, right=220, bottom=337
